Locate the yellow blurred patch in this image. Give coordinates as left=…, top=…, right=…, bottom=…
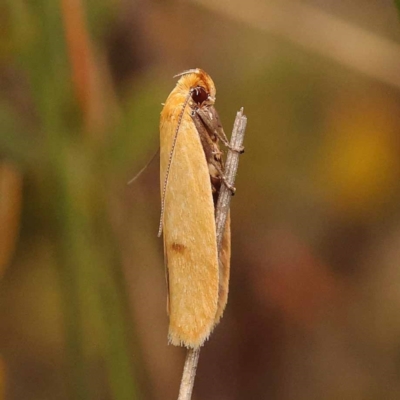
left=319, top=96, right=399, bottom=216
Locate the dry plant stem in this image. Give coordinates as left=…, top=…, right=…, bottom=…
left=177, top=108, right=247, bottom=400
left=215, top=108, right=247, bottom=251
left=178, top=348, right=201, bottom=400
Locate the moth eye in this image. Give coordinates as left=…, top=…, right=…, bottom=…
left=191, top=86, right=209, bottom=105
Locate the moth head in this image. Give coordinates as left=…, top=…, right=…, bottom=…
left=191, top=86, right=215, bottom=108
left=175, top=68, right=216, bottom=106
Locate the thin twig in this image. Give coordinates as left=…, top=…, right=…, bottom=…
left=177, top=108, right=247, bottom=400
left=177, top=348, right=200, bottom=400
left=215, top=108, right=247, bottom=250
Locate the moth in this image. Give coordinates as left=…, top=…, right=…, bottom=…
left=159, top=69, right=241, bottom=349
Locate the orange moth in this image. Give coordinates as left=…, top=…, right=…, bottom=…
left=159, top=69, right=235, bottom=348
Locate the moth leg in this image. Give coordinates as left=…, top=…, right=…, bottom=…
left=209, top=159, right=236, bottom=195
left=191, top=110, right=236, bottom=194
left=207, top=120, right=244, bottom=154
left=214, top=130, right=245, bottom=154
left=196, top=107, right=245, bottom=154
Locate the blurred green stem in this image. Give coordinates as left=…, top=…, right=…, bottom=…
left=395, top=1, right=400, bottom=17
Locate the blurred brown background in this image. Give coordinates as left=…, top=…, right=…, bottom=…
left=2, top=0, right=400, bottom=399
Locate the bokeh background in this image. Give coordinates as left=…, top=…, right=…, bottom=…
left=2, top=0, right=400, bottom=399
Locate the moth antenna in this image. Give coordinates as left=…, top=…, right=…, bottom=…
left=158, top=90, right=192, bottom=237
left=127, top=148, right=160, bottom=185
left=173, top=69, right=200, bottom=79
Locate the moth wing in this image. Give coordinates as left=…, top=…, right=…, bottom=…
left=193, top=109, right=231, bottom=323
left=163, top=233, right=170, bottom=315
left=160, top=107, right=219, bottom=349
left=215, top=211, right=231, bottom=323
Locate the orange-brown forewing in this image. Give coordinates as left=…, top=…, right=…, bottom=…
left=160, top=69, right=230, bottom=348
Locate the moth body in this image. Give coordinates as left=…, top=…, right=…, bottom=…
left=160, top=69, right=231, bottom=348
